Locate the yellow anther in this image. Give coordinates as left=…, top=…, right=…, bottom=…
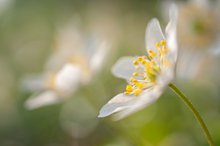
left=141, top=60, right=147, bottom=64
left=129, top=77, right=137, bottom=82
left=156, top=42, right=160, bottom=48
left=124, top=42, right=168, bottom=96
left=135, top=82, right=144, bottom=89
left=134, top=88, right=142, bottom=96
left=133, top=60, right=138, bottom=65
left=133, top=72, right=138, bottom=76
left=160, top=40, right=166, bottom=46
left=124, top=91, right=130, bottom=95
left=137, top=56, right=143, bottom=61
left=148, top=50, right=156, bottom=57
left=126, top=85, right=133, bottom=92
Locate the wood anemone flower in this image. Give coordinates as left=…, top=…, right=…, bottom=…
left=98, top=5, right=178, bottom=120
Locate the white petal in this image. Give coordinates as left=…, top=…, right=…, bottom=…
left=21, top=74, right=46, bottom=92
left=89, top=41, right=110, bottom=74
left=111, top=57, right=136, bottom=80
left=56, top=63, right=82, bottom=95
left=113, top=85, right=164, bottom=120
left=98, top=93, right=135, bottom=118
left=156, top=4, right=178, bottom=85
left=24, top=90, right=60, bottom=110
left=146, top=18, right=165, bottom=53
left=98, top=85, right=164, bottom=120
left=165, top=4, right=178, bottom=64
left=45, top=20, right=84, bottom=71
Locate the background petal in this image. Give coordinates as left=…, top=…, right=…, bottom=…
left=89, top=41, right=110, bottom=74
left=24, top=90, right=60, bottom=110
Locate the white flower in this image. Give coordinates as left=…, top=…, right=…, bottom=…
left=98, top=5, right=178, bottom=120
left=172, top=0, right=220, bottom=80
left=178, top=0, right=220, bottom=49
left=22, top=20, right=110, bottom=110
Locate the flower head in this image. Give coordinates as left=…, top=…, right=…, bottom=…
left=177, top=0, right=220, bottom=49
left=170, top=0, right=220, bottom=80
left=22, top=20, right=110, bottom=110
left=98, top=5, right=178, bottom=120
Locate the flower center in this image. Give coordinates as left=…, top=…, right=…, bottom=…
left=124, top=40, right=169, bottom=96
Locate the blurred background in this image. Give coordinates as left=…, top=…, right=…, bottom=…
left=0, top=0, right=220, bottom=145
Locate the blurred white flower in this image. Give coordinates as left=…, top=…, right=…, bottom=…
left=164, top=0, right=220, bottom=80
left=22, top=20, right=110, bottom=110
left=98, top=5, right=178, bottom=120
left=177, top=0, right=220, bottom=49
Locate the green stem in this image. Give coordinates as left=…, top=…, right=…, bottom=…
left=169, top=83, right=214, bottom=146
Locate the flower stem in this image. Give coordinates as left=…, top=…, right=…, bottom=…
left=169, top=83, right=214, bottom=146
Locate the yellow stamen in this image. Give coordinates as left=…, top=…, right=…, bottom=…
left=134, top=88, right=142, bottom=96
left=160, top=40, right=166, bottom=46
left=124, top=39, right=170, bottom=96
left=141, top=60, right=147, bottom=64
left=124, top=91, right=131, bottom=95
left=126, top=85, right=133, bottom=92
left=133, top=72, right=138, bottom=76
left=133, top=60, right=138, bottom=65
left=148, top=50, right=156, bottom=57
left=135, top=82, right=144, bottom=89
left=137, top=57, right=143, bottom=61
left=156, top=42, right=160, bottom=48
left=130, top=78, right=137, bottom=83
